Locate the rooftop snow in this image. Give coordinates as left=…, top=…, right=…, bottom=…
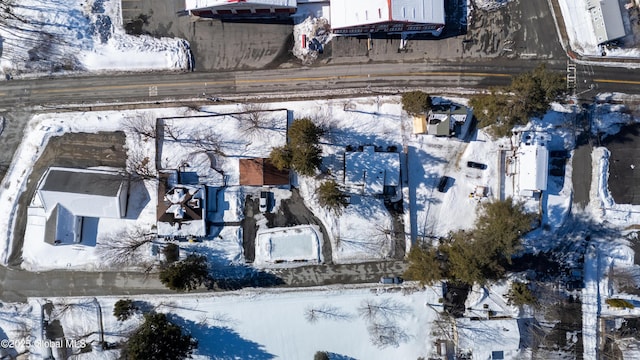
left=330, top=0, right=445, bottom=29
left=185, top=0, right=297, bottom=10
left=457, top=318, right=522, bottom=359
left=586, top=0, right=625, bottom=44
left=517, top=144, right=548, bottom=193
left=255, top=225, right=322, bottom=265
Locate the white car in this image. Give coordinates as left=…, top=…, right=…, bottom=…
left=259, top=191, right=269, bottom=213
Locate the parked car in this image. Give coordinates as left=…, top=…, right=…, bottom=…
left=380, top=276, right=403, bottom=284
left=259, top=191, right=269, bottom=213
left=437, top=176, right=451, bottom=192
left=466, top=161, right=487, bottom=170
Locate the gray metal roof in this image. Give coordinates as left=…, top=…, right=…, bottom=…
left=40, top=168, right=125, bottom=197
left=586, top=0, right=625, bottom=44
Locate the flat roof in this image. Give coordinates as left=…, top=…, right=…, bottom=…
left=586, top=0, right=625, bottom=44
left=330, top=0, right=445, bottom=29
left=518, top=144, right=548, bottom=192
left=40, top=167, right=125, bottom=197
left=186, top=0, right=297, bottom=10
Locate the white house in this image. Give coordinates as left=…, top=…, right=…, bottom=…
left=330, top=0, right=445, bottom=36
left=517, top=142, right=549, bottom=196
left=345, top=146, right=400, bottom=196
left=37, top=167, right=129, bottom=245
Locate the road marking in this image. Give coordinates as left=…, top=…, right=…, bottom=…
left=148, top=86, right=158, bottom=97
left=30, top=71, right=513, bottom=96
left=594, top=78, right=640, bottom=85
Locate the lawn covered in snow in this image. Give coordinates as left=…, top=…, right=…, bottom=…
left=0, top=0, right=190, bottom=78
left=16, top=285, right=443, bottom=359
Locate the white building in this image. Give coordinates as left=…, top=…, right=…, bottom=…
left=586, top=0, right=625, bottom=44
left=345, top=146, right=400, bottom=196
left=186, top=0, right=297, bottom=18
left=517, top=143, right=549, bottom=196
left=37, top=167, right=129, bottom=245
left=330, top=0, right=445, bottom=35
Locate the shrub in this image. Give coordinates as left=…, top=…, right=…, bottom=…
left=317, top=180, right=348, bottom=214
left=314, top=351, right=330, bottom=360
left=401, top=91, right=432, bottom=116
left=125, top=313, right=197, bottom=359
left=506, top=282, right=537, bottom=307
left=113, top=299, right=137, bottom=321
left=159, top=255, right=210, bottom=292
left=163, top=243, right=179, bottom=263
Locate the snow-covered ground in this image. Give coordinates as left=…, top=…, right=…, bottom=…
left=0, top=0, right=191, bottom=78
left=558, top=0, right=640, bottom=58
left=2, top=96, right=585, bottom=271
left=2, top=285, right=444, bottom=359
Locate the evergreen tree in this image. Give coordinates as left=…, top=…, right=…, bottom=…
left=317, top=180, right=348, bottom=214
left=401, top=91, right=433, bottom=116
left=159, top=255, right=210, bottom=292
left=113, top=299, right=136, bottom=321
left=124, top=313, right=197, bottom=360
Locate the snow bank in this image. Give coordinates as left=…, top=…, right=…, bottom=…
left=0, top=0, right=190, bottom=78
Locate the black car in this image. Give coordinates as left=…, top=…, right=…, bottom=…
left=437, top=176, right=451, bottom=192
left=466, top=161, right=487, bottom=170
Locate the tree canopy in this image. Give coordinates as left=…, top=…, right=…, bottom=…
left=401, top=91, right=433, bottom=116
left=270, top=118, right=324, bottom=177
left=159, top=255, right=210, bottom=292
left=406, top=198, right=536, bottom=286
left=124, top=313, right=197, bottom=360
left=403, top=244, right=443, bottom=286
left=317, top=180, right=349, bottom=214
left=470, top=64, right=565, bottom=137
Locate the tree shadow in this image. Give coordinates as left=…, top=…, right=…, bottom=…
left=169, top=314, right=276, bottom=360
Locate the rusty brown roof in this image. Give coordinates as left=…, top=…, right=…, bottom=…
left=239, top=158, right=289, bottom=186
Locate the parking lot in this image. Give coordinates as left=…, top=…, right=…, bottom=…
left=124, top=0, right=565, bottom=71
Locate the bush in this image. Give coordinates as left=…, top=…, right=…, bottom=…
left=317, top=180, right=348, bottom=214
left=159, top=255, right=210, bottom=292
left=163, top=243, right=179, bottom=263
left=314, top=351, right=330, bottom=360
left=113, top=299, right=137, bottom=321
left=507, top=282, right=537, bottom=307
left=401, top=91, right=432, bottom=116
left=125, top=313, right=197, bottom=359
left=606, top=298, right=635, bottom=309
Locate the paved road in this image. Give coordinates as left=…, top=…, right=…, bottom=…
left=2, top=61, right=640, bottom=110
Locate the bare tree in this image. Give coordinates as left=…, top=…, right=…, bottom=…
left=188, top=129, right=226, bottom=156
left=238, top=103, right=271, bottom=136
left=304, top=304, right=353, bottom=323
left=164, top=122, right=185, bottom=142
left=123, top=115, right=157, bottom=140
left=97, top=227, right=156, bottom=266
left=367, top=321, right=410, bottom=348
left=127, top=147, right=156, bottom=180
left=358, top=299, right=411, bottom=322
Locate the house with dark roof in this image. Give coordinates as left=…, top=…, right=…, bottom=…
left=413, top=103, right=472, bottom=138
left=239, top=158, right=290, bottom=186
left=157, top=170, right=207, bottom=237
left=36, top=167, right=129, bottom=245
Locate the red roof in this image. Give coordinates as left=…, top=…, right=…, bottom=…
left=239, top=158, right=289, bottom=186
